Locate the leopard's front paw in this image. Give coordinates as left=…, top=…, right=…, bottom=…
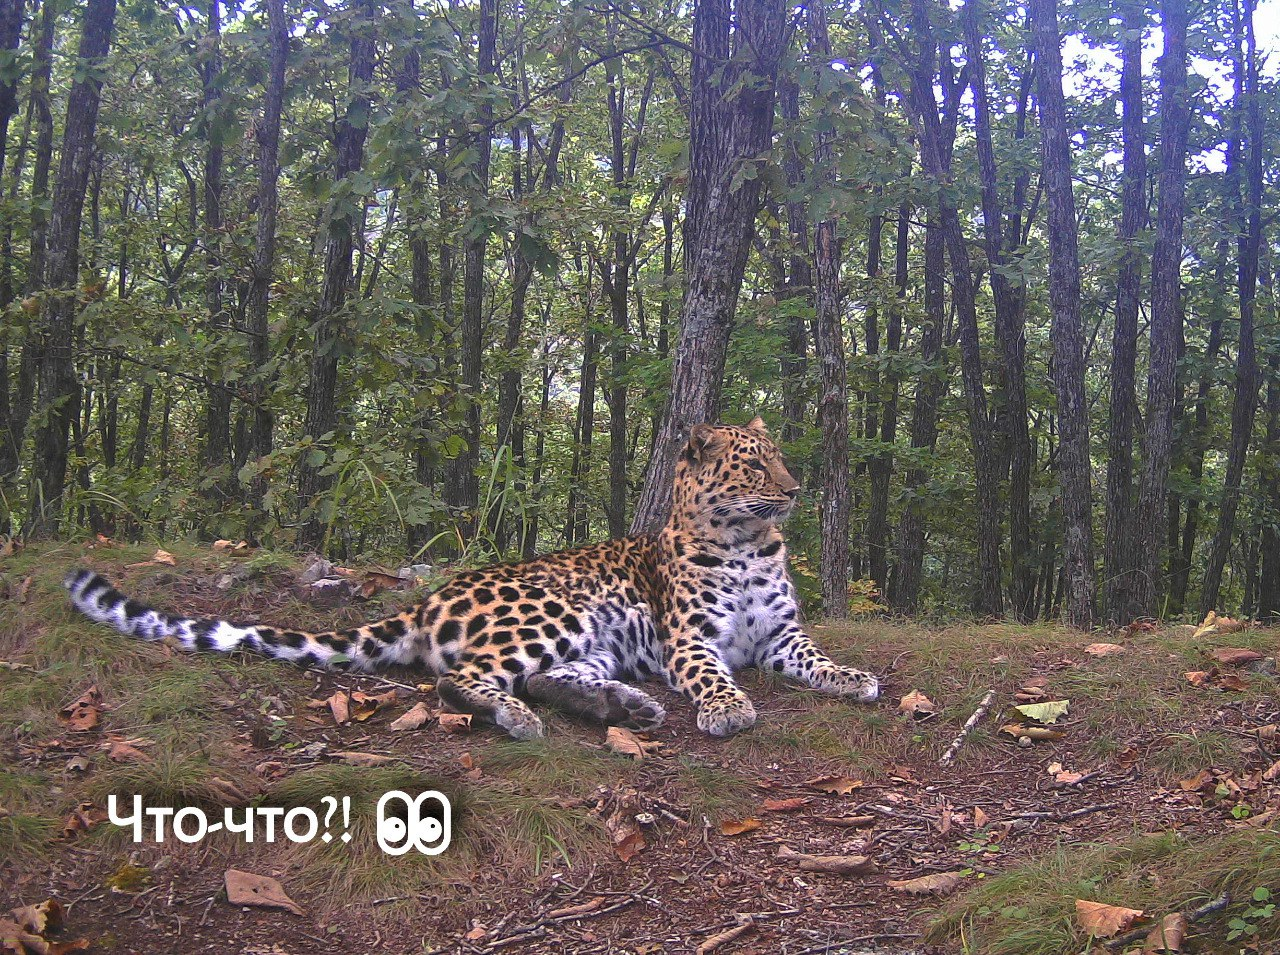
left=827, top=667, right=880, bottom=703
left=697, top=695, right=757, bottom=737
left=495, top=703, right=545, bottom=740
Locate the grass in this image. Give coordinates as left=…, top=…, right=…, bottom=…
left=929, top=829, right=1280, bottom=954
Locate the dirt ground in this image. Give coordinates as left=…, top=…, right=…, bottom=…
left=2, top=541, right=1279, bottom=954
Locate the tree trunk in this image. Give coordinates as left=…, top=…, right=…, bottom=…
left=1133, top=0, right=1191, bottom=616
left=445, top=0, right=497, bottom=543
left=1, top=0, right=54, bottom=521
left=1201, top=0, right=1263, bottom=615
left=1259, top=344, right=1279, bottom=618
left=26, top=0, right=118, bottom=536
left=1103, top=0, right=1147, bottom=623
left=889, top=205, right=945, bottom=614
left=805, top=0, right=850, bottom=617
left=630, top=0, right=787, bottom=532
left=903, top=0, right=1002, bottom=616
left=0, top=0, right=28, bottom=531
left=777, top=74, right=811, bottom=450
left=297, top=0, right=376, bottom=548
left=243, top=0, right=287, bottom=533
left=963, top=0, right=1034, bottom=619
left=1030, top=0, right=1097, bottom=628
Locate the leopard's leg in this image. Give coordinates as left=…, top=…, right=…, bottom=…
left=662, top=627, right=756, bottom=737
left=525, top=653, right=666, bottom=731
left=437, top=662, right=544, bottom=740
left=755, top=623, right=880, bottom=702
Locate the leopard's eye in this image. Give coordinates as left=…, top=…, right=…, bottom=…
left=747, top=460, right=768, bottom=473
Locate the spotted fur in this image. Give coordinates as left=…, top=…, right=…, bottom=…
left=65, top=418, right=881, bottom=738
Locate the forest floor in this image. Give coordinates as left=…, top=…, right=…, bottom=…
left=2, top=541, right=1280, bottom=955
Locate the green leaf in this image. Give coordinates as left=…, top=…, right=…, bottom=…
left=1008, top=700, right=1070, bottom=725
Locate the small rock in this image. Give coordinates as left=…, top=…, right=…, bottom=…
left=398, top=563, right=432, bottom=580
left=299, top=576, right=354, bottom=607
left=299, top=558, right=336, bottom=585
left=215, top=574, right=237, bottom=591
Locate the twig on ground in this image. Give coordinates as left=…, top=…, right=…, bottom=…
left=1103, top=892, right=1231, bottom=949
left=1012, top=803, right=1117, bottom=822
left=939, top=688, right=997, bottom=767
left=696, top=917, right=755, bottom=954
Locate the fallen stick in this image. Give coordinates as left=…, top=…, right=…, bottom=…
left=939, top=689, right=997, bottom=767
left=695, top=918, right=755, bottom=955
left=776, top=847, right=879, bottom=876
left=813, top=814, right=876, bottom=828
left=1103, top=892, right=1231, bottom=950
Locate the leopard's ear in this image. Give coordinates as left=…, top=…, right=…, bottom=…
left=747, top=415, right=768, bottom=434
left=685, top=424, right=721, bottom=463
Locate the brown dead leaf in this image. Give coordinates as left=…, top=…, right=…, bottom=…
left=1209, top=647, right=1264, bottom=666
left=888, top=871, right=966, bottom=896
left=1085, top=643, right=1126, bottom=657
left=1178, top=769, right=1214, bottom=792
left=775, top=847, right=878, bottom=876
left=10, top=899, right=64, bottom=935
left=1184, top=669, right=1212, bottom=687
left=1144, top=913, right=1187, bottom=953
left=605, top=726, right=663, bottom=761
left=1262, top=759, right=1280, bottom=782
left=212, top=539, right=252, bottom=553
left=1217, top=673, right=1249, bottom=692
left=0, top=538, right=16, bottom=558
left=1075, top=899, right=1144, bottom=938
left=805, top=774, right=864, bottom=795
left=103, top=738, right=153, bottom=763
left=60, top=803, right=106, bottom=839
left=224, top=869, right=303, bottom=916
left=326, top=690, right=350, bottom=724
left=438, top=712, right=473, bottom=733
left=973, top=806, right=990, bottom=828
left=151, top=549, right=176, bottom=566
left=57, top=687, right=102, bottom=731
left=349, top=689, right=398, bottom=721
left=358, top=572, right=404, bottom=599
left=762, top=797, right=811, bottom=813
left=695, top=919, right=755, bottom=955
left=605, top=809, right=646, bottom=862
left=897, top=689, right=936, bottom=718
left=719, top=818, right=762, bottom=836
left=14, top=575, right=31, bottom=604
left=388, top=701, right=434, bottom=731
left=332, top=751, right=394, bottom=767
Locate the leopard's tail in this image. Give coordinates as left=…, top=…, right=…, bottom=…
left=64, top=568, right=421, bottom=671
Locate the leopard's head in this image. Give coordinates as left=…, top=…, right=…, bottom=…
left=671, top=417, right=800, bottom=536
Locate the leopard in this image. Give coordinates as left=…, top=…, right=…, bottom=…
left=65, top=417, right=881, bottom=739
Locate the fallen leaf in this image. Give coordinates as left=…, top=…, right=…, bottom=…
left=326, top=690, right=350, bottom=724
left=1085, top=643, right=1126, bottom=657
left=212, top=539, right=252, bottom=553
left=64, top=755, right=90, bottom=773
left=349, top=689, right=398, bottom=721
left=898, top=690, right=936, bottom=718
left=719, top=818, right=762, bottom=836
left=1075, top=899, right=1144, bottom=938
left=10, top=899, right=64, bottom=935
left=1209, top=648, right=1264, bottom=666
left=1216, top=673, right=1248, bottom=692
left=224, top=869, right=303, bottom=916
left=388, top=701, right=434, bottom=731
left=15, top=575, right=31, bottom=604
left=775, top=847, right=878, bottom=875
left=358, top=572, right=404, bottom=599
left=464, top=923, right=488, bottom=942
left=605, top=809, right=645, bottom=862
left=973, top=806, right=990, bottom=828
left=332, top=751, right=394, bottom=767
left=57, top=687, right=103, bottom=731
left=0, top=538, right=16, bottom=558
left=762, top=797, right=811, bottom=813
left=888, top=871, right=966, bottom=896
left=438, top=712, right=473, bottom=733
left=605, top=726, right=663, bottom=761
left=104, top=738, right=153, bottom=763
left=1178, top=769, right=1214, bottom=792
left=805, top=774, right=864, bottom=795
left=1263, top=759, right=1280, bottom=782
left=151, top=549, right=176, bottom=566
left=1009, top=699, right=1070, bottom=724
left=1144, top=912, right=1187, bottom=953
left=60, top=803, right=106, bottom=838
